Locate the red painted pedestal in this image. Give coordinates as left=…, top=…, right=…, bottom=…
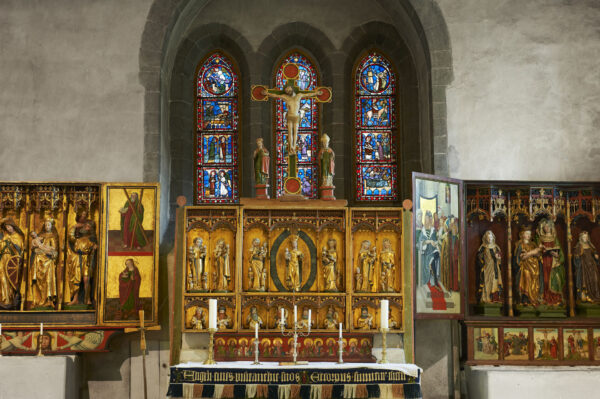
left=319, top=185, right=336, bottom=201
left=255, top=184, right=270, bottom=200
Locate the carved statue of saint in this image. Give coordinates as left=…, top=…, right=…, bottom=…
left=388, top=310, right=398, bottom=329
left=191, top=307, right=206, bottom=330
left=246, top=306, right=263, bottom=329
left=65, top=210, right=97, bottom=306
left=355, top=240, right=376, bottom=292
left=322, top=238, right=339, bottom=292
left=356, top=306, right=373, bottom=330
left=213, top=238, right=231, bottom=292
left=188, top=237, right=207, bottom=291
left=248, top=238, right=267, bottom=292
left=318, top=134, right=335, bottom=187
left=30, top=218, right=59, bottom=308
left=514, top=226, right=542, bottom=306
left=536, top=218, right=565, bottom=305
left=476, top=230, right=503, bottom=304
left=297, top=307, right=312, bottom=329
left=261, top=85, right=324, bottom=153
left=217, top=306, right=232, bottom=330
left=379, top=238, right=396, bottom=293
left=285, top=234, right=303, bottom=292
left=0, top=218, right=24, bottom=308
left=323, top=306, right=339, bottom=330
left=574, top=231, right=600, bottom=303
left=253, top=138, right=270, bottom=185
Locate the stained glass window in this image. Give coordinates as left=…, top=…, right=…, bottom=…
left=196, top=52, right=240, bottom=203
left=274, top=52, right=319, bottom=199
left=354, top=52, right=398, bottom=201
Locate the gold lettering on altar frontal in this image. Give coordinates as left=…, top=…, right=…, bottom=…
left=181, top=369, right=414, bottom=384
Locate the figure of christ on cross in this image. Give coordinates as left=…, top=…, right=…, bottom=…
left=252, top=63, right=331, bottom=196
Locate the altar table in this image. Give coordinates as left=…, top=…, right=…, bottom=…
left=167, top=362, right=422, bottom=399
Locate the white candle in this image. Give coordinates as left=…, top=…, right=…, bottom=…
left=255, top=322, right=258, bottom=339
left=0, top=323, right=2, bottom=336
left=380, top=300, right=389, bottom=329
left=208, top=299, right=217, bottom=330
left=339, top=323, right=342, bottom=339
left=280, top=308, right=284, bottom=325
left=40, top=323, right=43, bottom=336
left=294, top=305, right=297, bottom=323
left=308, top=309, right=311, bottom=328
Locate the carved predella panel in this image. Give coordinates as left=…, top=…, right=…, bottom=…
left=269, top=228, right=318, bottom=293
left=243, top=227, right=269, bottom=292
left=317, top=229, right=345, bottom=293
left=352, top=297, right=378, bottom=331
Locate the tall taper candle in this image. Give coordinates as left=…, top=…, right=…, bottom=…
left=40, top=322, right=44, bottom=336
left=308, top=309, right=311, bottom=328
left=380, top=300, right=389, bottom=329
left=208, top=299, right=217, bottom=330
left=294, top=305, right=297, bottom=323
left=255, top=322, right=258, bottom=339
left=339, top=323, right=342, bottom=339
left=281, top=308, right=284, bottom=326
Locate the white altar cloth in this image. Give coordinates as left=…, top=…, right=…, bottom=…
left=174, top=361, right=422, bottom=378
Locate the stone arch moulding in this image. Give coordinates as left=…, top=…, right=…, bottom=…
left=139, top=0, right=453, bottom=234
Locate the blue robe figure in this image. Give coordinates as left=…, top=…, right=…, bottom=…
left=418, top=211, right=441, bottom=287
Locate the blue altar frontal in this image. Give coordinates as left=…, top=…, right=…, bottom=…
left=167, top=362, right=422, bottom=399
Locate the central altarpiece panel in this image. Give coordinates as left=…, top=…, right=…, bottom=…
left=172, top=199, right=414, bottom=365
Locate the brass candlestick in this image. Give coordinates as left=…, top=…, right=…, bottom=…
left=337, top=337, right=344, bottom=364
left=204, top=328, right=217, bottom=365
left=279, top=318, right=310, bottom=365
left=378, top=328, right=388, bottom=364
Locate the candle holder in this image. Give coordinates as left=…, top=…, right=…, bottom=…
left=378, top=328, right=388, bottom=364
left=204, top=328, right=217, bottom=365
left=279, top=318, right=310, bottom=365
left=37, top=334, right=44, bottom=357
left=337, top=337, right=344, bottom=364
left=252, top=338, right=261, bottom=365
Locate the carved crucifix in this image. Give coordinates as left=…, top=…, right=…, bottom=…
left=251, top=63, right=332, bottom=197
left=125, top=310, right=161, bottom=399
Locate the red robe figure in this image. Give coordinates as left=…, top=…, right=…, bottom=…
left=118, top=258, right=141, bottom=319
left=119, top=192, right=147, bottom=249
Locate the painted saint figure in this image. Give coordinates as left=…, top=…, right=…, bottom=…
left=379, top=238, right=396, bottom=293
left=321, top=238, right=339, bottom=292
left=0, top=218, right=24, bottom=308
left=574, top=231, right=600, bottom=303
left=187, top=237, right=207, bottom=291
left=536, top=218, right=565, bottom=305
left=118, top=258, right=142, bottom=319
left=119, top=191, right=147, bottom=249
left=66, top=210, right=97, bottom=306
left=476, top=230, right=503, bottom=304
left=514, top=226, right=542, bottom=306
left=253, top=138, right=270, bottom=185
left=285, top=234, right=303, bottom=292
left=213, top=239, right=231, bottom=292
left=248, top=238, right=267, bottom=292
left=261, top=85, right=324, bottom=153
left=356, top=306, right=373, bottom=330
left=355, top=240, right=376, bottom=292
left=318, top=134, right=335, bottom=187
left=246, top=306, right=263, bottom=329
left=30, top=218, right=59, bottom=308
left=418, top=211, right=441, bottom=288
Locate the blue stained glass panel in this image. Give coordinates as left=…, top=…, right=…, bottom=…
left=276, top=55, right=317, bottom=90
left=197, top=53, right=238, bottom=98
left=201, top=168, right=235, bottom=199
left=198, top=99, right=237, bottom=131
left=358, top=97, right=393, bottom=128
left=356, top=53, right=395, bottom=96
left=277, top=132, right=317, bottom=164
left=200, top=133, right=235, bottom=164
left=357, top=131, right=394, bottom=163
left=358, top=165, right=395, bottom=199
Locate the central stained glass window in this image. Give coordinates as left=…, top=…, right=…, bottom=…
left=196, top=52, right=239, bottom=203
left=274, top=52, right=319, bottom=199
left=354, top=52, right=398, bottom=201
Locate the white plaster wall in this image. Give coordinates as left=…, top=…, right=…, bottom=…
left=0, top=0, right=153, bottom=182
left=440, top=0, right=600, bottom=181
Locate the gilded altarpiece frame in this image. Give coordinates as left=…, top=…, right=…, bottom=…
left=173, top=202, right=414, bottom=364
